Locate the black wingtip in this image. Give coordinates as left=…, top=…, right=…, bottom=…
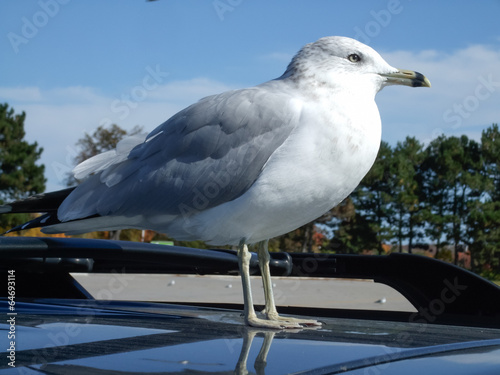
left=0, top=187, right=75, bottom=234
left=1, top=213, right=60, bottom=235
left=0, top=187, right=76, bottom=214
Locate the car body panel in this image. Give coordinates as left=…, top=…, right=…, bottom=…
left=1, top=299, right=500, bottom=374
left=1, top=237, right=500, bottom=373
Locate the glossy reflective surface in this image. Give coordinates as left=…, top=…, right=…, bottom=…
left=1, top=299, right=499, bottom=374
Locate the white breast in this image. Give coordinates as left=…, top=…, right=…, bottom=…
left=176, top=93, right=382, bottom=245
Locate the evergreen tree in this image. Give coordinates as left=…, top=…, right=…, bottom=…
left=275, top=209, right=335, bottom=253
left=324, top=126, right=499, bottom=278
left=0, top=103, right=46, bottom=229
left=391, top=137, right=425, bottom=253
left=481, top=124, right=500, bottom=201
left=421, top=135, right=453, bottom=256
left=351, top=141, right=394, bottom=254
left=467, top=200, right=500, bottom=274
left=446, top=136, right=483, bottom=264
left=328, top=197, right=371, bottom=254
left=467, top=125, right=500, bottom=274
left=421, top=135, right=483, bottom=264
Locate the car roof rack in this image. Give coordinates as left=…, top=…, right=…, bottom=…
left=1, top=236, right=499, bottom=328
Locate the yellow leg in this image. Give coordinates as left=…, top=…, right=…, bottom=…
left=257, top=240, right=322, bottom=327
left=238, top=240, right=300, bottom=329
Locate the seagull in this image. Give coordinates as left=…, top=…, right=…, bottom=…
left=0, top=36, right=430, bottom=329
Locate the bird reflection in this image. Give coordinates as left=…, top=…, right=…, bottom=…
left=235, top=328, right=276, bottom=375
left=234, top=324, right=318, bottom=375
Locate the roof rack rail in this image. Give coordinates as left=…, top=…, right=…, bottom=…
left=1, top=236, right=499, bottom=328
left=288, top=253, right=500, bottom=328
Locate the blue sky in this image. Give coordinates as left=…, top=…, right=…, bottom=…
left=1, top=0, right=500, bottom=191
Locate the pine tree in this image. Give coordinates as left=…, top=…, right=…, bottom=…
left=391, top=137, right=425, bottom=253
left=481, top=124, right=500, bottom=201
left=422, top=135, right=483, bottom=264
left=421, top=135, right=452, bottom=256
left=467, top=124, right=500, bottom=274
left=0, top=103, right=46, bottom=229
left=352, top=141, right=394, bottom=254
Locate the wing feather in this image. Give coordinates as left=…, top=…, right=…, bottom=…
left=58, top=84, right=301, bottom=223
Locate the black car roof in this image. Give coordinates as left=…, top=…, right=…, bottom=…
left=1, top=236, right=500, bottom=374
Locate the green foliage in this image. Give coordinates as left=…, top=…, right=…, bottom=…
left=391, top=137, right=426, bottom=252
left=331, top=212, right=379, bottom=254
left=466, top=124, right=500, bottom=275
left=480, top=124, right=500, bottom=200
left=327, top=124, right=500, bottom=278
left=421, top=135, right=485, bottom=264
left=0, top=103, right=46, bottom=229
left=352, top=141, right=394, bottom=253
left=435, top=248, right=453, bottom=263
left=330, top=139, right=428, bottom=254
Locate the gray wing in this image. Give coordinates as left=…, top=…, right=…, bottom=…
left=58, top=85, right=301, bottom=221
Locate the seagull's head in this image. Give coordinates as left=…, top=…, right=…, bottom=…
left=283, top=36, right=430, bottom=96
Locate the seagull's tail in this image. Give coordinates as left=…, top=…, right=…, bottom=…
left=0, top=187, right=75, bottom=234
left=0, top=187, right=146, bottom=235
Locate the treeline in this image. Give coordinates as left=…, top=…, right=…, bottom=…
left=1, top=103, right=498, bottom=276
left=325, top=124, right=499, bottom=275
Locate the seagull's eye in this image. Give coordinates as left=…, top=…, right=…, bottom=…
left=347, top=54, right=361, bottom=63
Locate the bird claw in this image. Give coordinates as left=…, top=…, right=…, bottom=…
left=266, top=313, right=322, bottom=327
left=247, top=315, right=302, bottom=330
left=246, top=312, right=322, bottom=329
